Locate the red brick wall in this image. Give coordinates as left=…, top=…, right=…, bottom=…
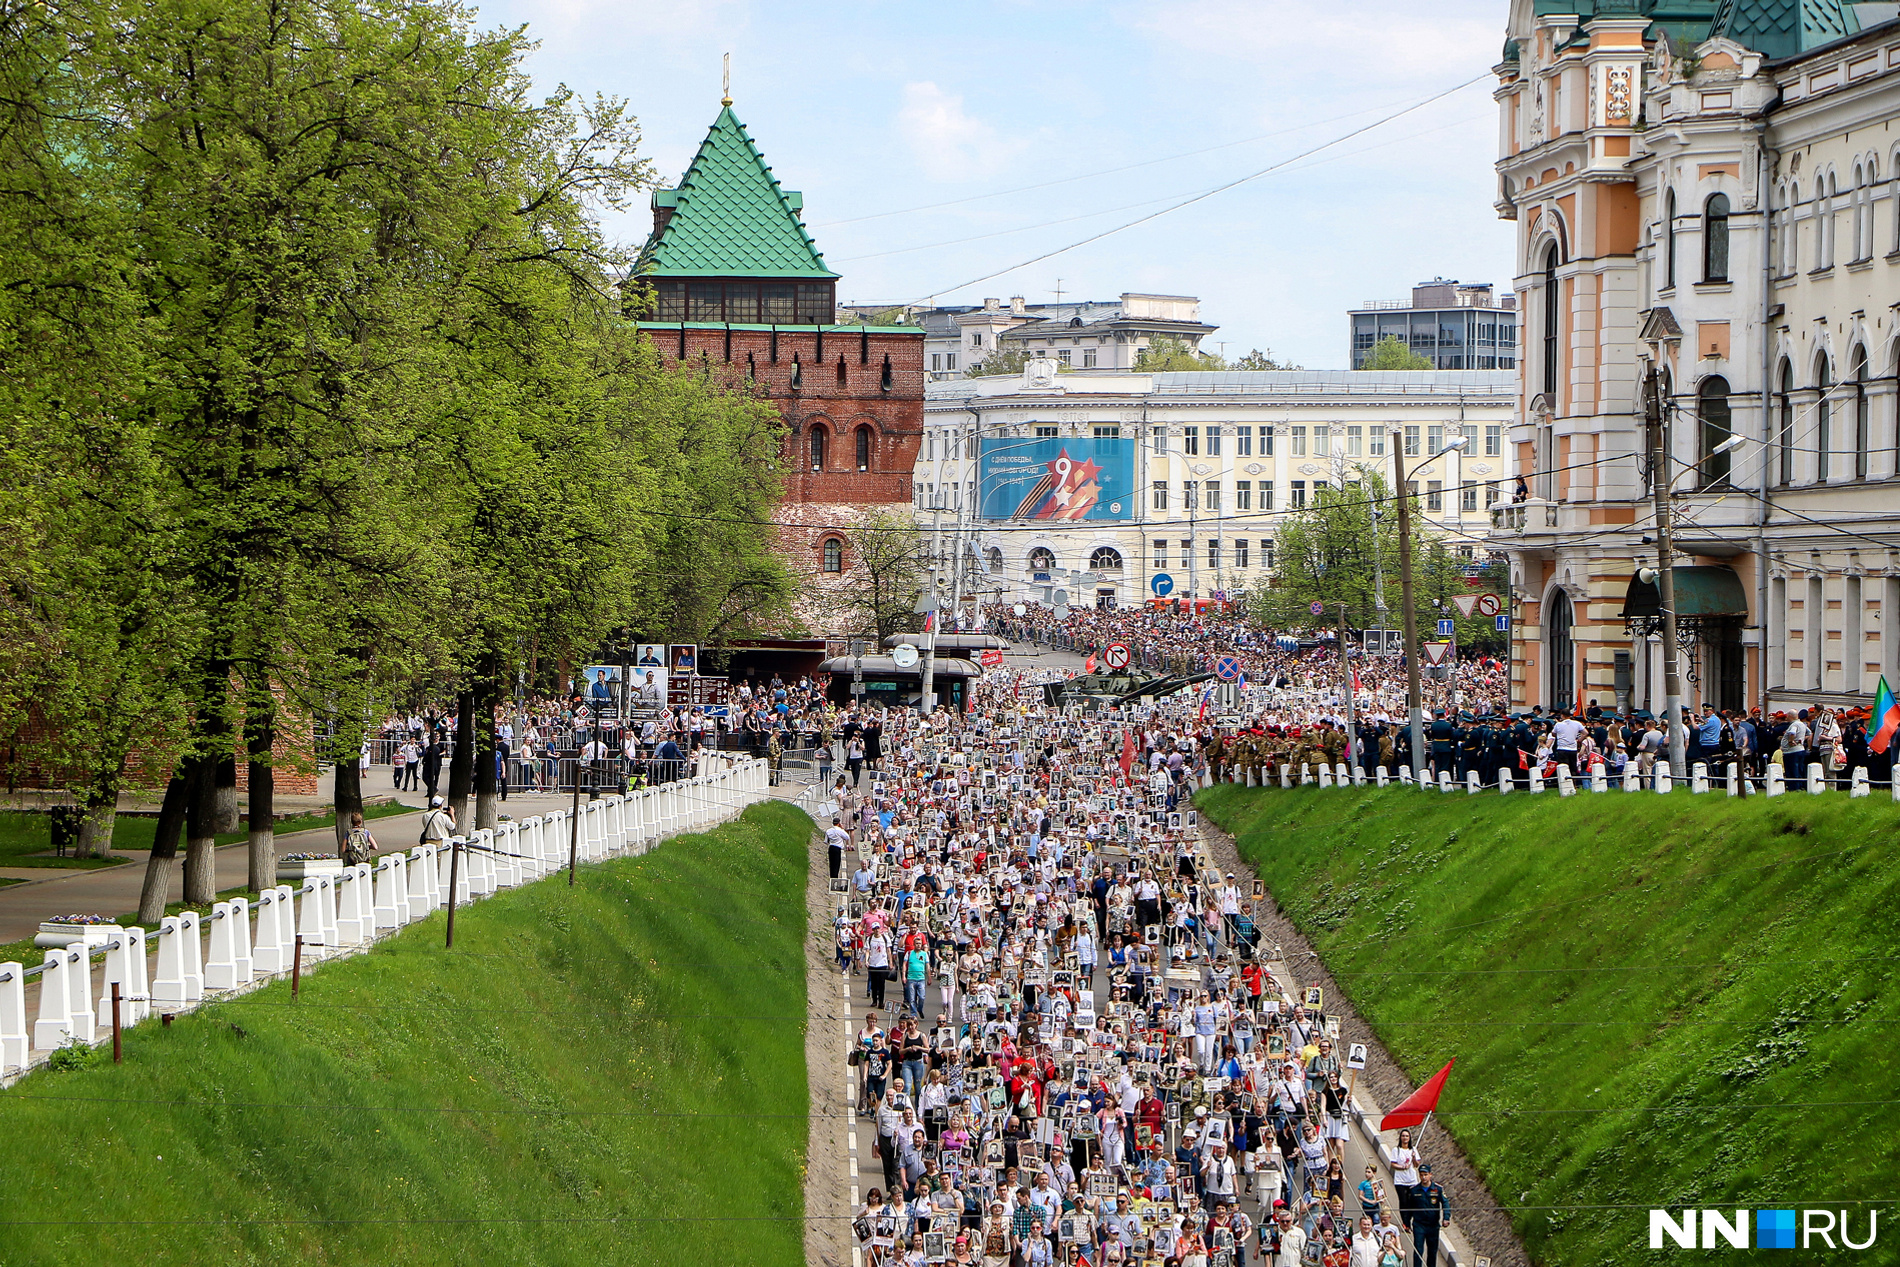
left=650, top=325, right=923, bottom=506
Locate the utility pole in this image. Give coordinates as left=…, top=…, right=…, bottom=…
left=1337, top=602, right=1357, bottom=773
left=1392, top=427, right=1427, bottom=781
left=1645, top=368, right=1687, bottom=775
left=919, top=497, right=944, bottom=714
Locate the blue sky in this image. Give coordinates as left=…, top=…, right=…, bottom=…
left=471, top=0, right=1516, bottom=370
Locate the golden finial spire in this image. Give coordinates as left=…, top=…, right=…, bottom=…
left=722, top=53, right=732, bottom=106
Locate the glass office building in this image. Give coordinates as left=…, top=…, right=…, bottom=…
left=1350, top=279, right=1517, bottom=370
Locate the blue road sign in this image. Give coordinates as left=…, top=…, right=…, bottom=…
left=1215, top=656, right=1241, bottom=681
left=1496, top=613, right=1511, bottom=632
left=1436, top=618, right=1455, bottom=636
left=1151, top=573, right=1174, bottom=596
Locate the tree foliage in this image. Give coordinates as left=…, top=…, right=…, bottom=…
left=967, top=347, right=1031, bottom=378
left=0, top=0, right=790, bottom=891
left=1240, top=473, right=1501, bottom=648
left=1358, top=336, right=1435, bottom=370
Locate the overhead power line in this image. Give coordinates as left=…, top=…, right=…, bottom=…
left=906, top=73, right=1491, bottom=304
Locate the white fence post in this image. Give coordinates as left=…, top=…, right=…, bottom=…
left=1850, top=767, right=1870, bottom=798
left=204, top=903, right=239, bottom=990
left=0, top=961, right=27, bottom=1074
left=179, top=910, right=204, bottom=1001
left=1806, top=765, right=1824, bottom=794
left=32, top=949, right=70, bottom=1050
left=1655, top=762, right=1672, bottom=793
left=63, top=945, right=96, bottom=1043
left=1497, top=768, right=1511, bottom=794
left=1765, top=765, right=1785, bottom=797
left=229, top=897, right=254, bottom=984
left=1690, top=762, right=1709, bottom=794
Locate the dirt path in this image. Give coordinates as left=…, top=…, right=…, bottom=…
left=802, top=826, right=853, bottom=1267
left=1198, top=814, right=1529, bottom=1267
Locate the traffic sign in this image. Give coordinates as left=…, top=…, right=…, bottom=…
left=1451, top=593, right=1480, bottom=618
left=1103, top=643, right=1132, bottom=670
left=1436, top=618, right=1455, bottom=636
left=891, top=643, right=919, bottom=668
left=1214, top=655, right=1242, bottom=682
left=1309, top=600, right=1326, bottom=616
left=1476, top=592, right=1502, bottom=618
left=1422, top=640, right=1455, bottom=666
left=1495, top=613, right=1511, bottom=632
left=1151, top=573, right=1174, bottom=597
left=573, top=705, right=591, bottom=721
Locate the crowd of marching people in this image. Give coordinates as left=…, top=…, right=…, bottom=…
left=824, top=672, right=1456, bottom=1267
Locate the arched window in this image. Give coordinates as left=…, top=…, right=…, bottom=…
left=1703, top=193, right=1729, bottom=282
left=1818, top=172, right=1837, bottom=269
left=1851, top=345, right=1870, bottom=479
left=855, top=425, right=873, bottom=472
left=1027, top=547, right=1056, bottom=576
left=1851, top=163, right=1867, bottom=262
left=1663, top=189, right=1677, bottom=289
left=1541, top=243, right=1560, bottom=399
left=821, top=537, right=843, bottom=573
left=1088, top=547, right=1124, bottom=570
left=986, top=546, right=1003, bottom=573
left=808, top=425, right=827, bottom=472
left=1815, top=355, right=1832, bottom=481
left=1777, top=359, right=1794, bottom=486
left=1697, top=376, right=1732, bottom=489
left=1781, top=182, right=1798, bottom=275
left=1890, top=152, right=1900, bottom=254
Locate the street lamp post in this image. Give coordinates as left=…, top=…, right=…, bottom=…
left=1392, top=428, right=1467, bottom=780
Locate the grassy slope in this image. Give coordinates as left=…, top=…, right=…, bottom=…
left=0, top=800, right=813, bottom=1266
left=1198, top=784, right=1899, bottom=1266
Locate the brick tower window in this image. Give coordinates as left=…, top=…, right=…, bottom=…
left=856, top=426, right=873, bottom=472
left=808, top=426, right=827, bottom=471
left=822, top=538, right=844, bottom=572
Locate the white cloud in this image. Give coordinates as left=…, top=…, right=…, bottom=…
left=1124, top=0, right=1497, bottom=88
left=896, top=81, right=1030, bottom=182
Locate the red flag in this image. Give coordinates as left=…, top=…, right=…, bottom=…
left=1517, top=748, right=1532, bottom=770
left=1084, top=654, right=1097, bottom=674
left=1352, top=670, right=1362, bottom=692
left=1119, top=731, right=1135, bottom=776
left=1380, top=1059, right=1455, bottom=1132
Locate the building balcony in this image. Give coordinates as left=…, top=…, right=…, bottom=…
left=1490, top=498, right=1559, bottom=534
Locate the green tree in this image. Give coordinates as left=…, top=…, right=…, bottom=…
left=817, top=509, right=927, bottom=641
left=1358, top=336, right=1434, bottom=370
left=967, top=347, right=1030, bottom=377
left=1133, top=336, right=1224, bottom=371
left=1232, top=348, right=1300, bottom=370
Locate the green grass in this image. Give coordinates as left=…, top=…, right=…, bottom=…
left=0, top=800, right=814, bottom=1265
left=0, top=801, right=412, bottom=863
left=1198, top=784, right=1900, bottom=1267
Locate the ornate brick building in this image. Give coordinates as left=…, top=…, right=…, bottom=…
left=635, top=101, right=923, bottom=599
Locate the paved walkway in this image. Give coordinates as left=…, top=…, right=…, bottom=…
left=0, top=768, right=587, bottom=943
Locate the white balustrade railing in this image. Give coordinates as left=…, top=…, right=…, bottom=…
left=0, top=757, right=775, bottom=1079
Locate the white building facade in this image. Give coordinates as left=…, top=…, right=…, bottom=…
left=1490, top=0, right=1900, bottom=716
left=921, top=364, right=1517, bottom=609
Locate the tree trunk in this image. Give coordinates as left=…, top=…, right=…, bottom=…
left=138, top=775, right=188, bottom=924
left=74, top=760, right=124, bottom=859
left=246, top=695, right=276, bottom=893
left=182, top=753, right=219, bottom=906
left=213, top=753, right=240, bottom=833
left=446, top=687, right=474, bottom=826
left=333, top=752, right=361, bottom=854
left=473, top=659, right=499, bottom=831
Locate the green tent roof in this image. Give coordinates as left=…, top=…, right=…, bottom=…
left=638, top=106, right=837, bottom=280
left=1524, top=0, right=1859, bottom=57
left=1710, top=0, right=1857, bottom=57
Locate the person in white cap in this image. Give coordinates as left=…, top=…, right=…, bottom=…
left=421, top=796, right=455, bottom=845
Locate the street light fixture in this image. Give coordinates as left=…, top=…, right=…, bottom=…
left=1393, top=430, right=1468, bottom=781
